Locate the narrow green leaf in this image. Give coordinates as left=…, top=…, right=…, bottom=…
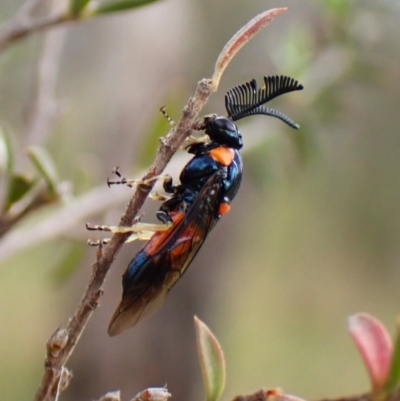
left=50, top=242, right=85, bottom=286
left=5, top=174, right=35, bottom=211
left=385, top=319, right=400, bottom=393
left=0, top=125, right=13, bottom=174
left=70, top=0, right=92, bottom=15
left=26, top=146, right=59, bottom=195
left=194, top=317, right=226, bottom=401
left=323, top=0, right=353, bottom=16
left=281, top=26, right=313, bottom=77
left=93, top=0, right=161, bottom=15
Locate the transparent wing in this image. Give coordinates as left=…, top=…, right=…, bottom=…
left=108, top=173, right=223, bottom=335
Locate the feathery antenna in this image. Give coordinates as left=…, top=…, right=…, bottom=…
left=225, top=75, right=303, bottom=129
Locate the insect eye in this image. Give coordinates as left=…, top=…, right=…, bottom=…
left=213, top=117, right=237, bottom=133
left=207, top=117, right=242, bottom=149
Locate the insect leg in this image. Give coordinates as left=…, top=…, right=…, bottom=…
left=87, top=238, right=111, bottom=246
left=124, top=230, right=155, bottom=243
left=107, top=167, right=172, bottom=192
left=87, top=233, right=153, bottom=246
left=160, top=106, right=209, bottom=149
left=180, top=134, right=210, bottom=150
left=86, top=221, right=172, bottom=235
left=147, top=174, right=176, bottom=201
left=106, top=167, right=132, bottom=187
left=160, top=106, right=176, bottom=127
left=86, top=221, right=172, bottom=246
left=149, top=191, right=172, bottom=202
left=87, top=225, right=157, bottom=246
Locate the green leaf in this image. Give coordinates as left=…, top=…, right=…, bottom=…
left=50, top=242, right=85, bottom=285
left=323, top=0, right=353, bottom=16
left=5, top=174, right=35, bottom=211
left=93, top=0, right=161, bottom=15
left=194, top=316, right=226, bottom=401
left=26, top=146, right=59, bottom=196
left=385, top=320, right=400, bottom=393
left=70, top=0, right=92, bottom=15
left=0, top=125, right=13, bottom=174
left=280, top=26, right=313, bottom=77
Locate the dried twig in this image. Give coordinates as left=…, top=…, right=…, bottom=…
left=33, top=75, right=213, bottom=401
left=32, top=8, right=289, bottom=401
left=0, top=0, right=160, bottom=54
left=0, top=7, right=72, bottom=54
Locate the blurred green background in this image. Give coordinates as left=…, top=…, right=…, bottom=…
left=1, top=0, right=400, bottom=400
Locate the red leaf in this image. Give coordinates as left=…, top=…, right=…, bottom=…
left=348, top=313, right=393, bottom=391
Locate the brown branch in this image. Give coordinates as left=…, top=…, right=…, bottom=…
left=0, top=12, right=73, bottom=53
left=0, top=183, right=62, bottom=239
left=32, top=78, right=214, bottom=401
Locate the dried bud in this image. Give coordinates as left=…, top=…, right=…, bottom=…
left=58, top=367, right=73, bottom=393
left=97, top=390, right=121, bottom=401
left=47, top=327, right=68, bottom=357
left=130, top=387, right=172, bottom=401
left=266, top=389, right=307, bottom=401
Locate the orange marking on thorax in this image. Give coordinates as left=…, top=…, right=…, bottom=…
left=209, top=147, right=235, bottom=166
left=218, top=202, right=230, bottom=215
left=145, top=210, right=185, bottom=256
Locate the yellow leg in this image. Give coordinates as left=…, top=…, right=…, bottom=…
left=107, top=169, right=172, bottom=189
left=87, top=238, right=110, bottom=246
left=180, top=134, right=210, bottom=150
left=125, top=230, right=155, bottom=243
left=86, top=220, right=172, bottom=246
left=86, top=221, right=172, bottom=234
left=149, top=191, right=172, bottom=201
